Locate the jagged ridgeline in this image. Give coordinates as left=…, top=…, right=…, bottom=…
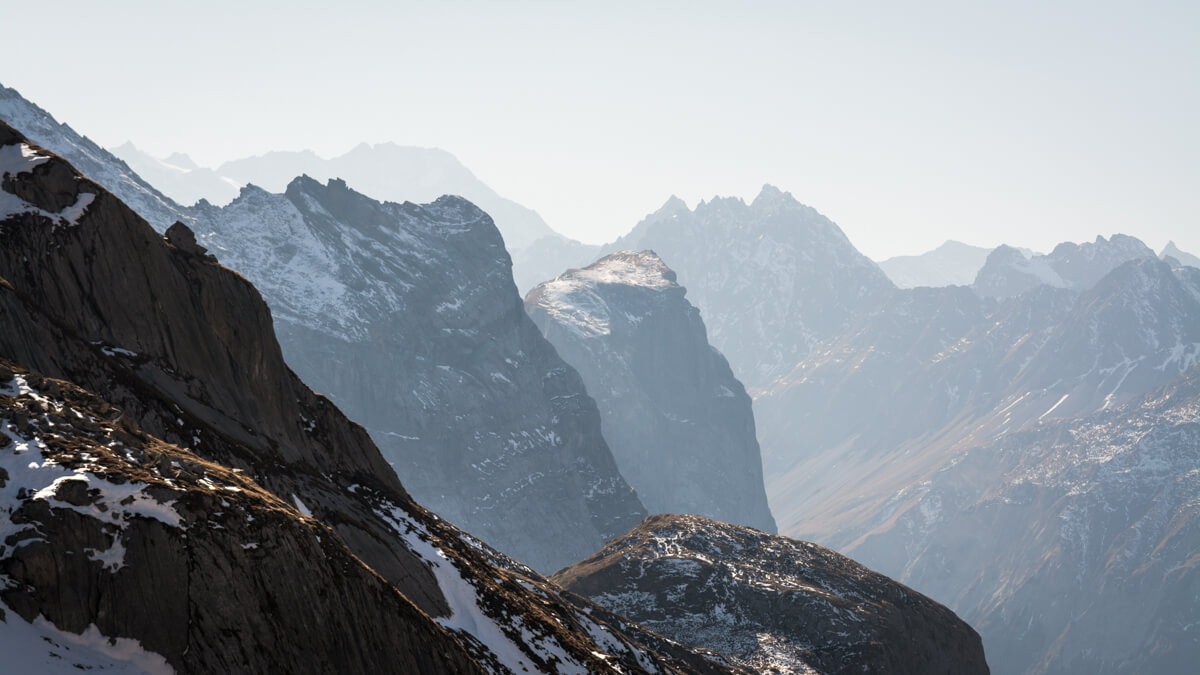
left=0, top=83, right=646, bottom=574
left=0, top=121, right=738, bottom=673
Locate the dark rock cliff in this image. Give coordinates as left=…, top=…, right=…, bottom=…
left=0, top=120, right=735, bottom=674
left=189, top=176, right=646, bottom=574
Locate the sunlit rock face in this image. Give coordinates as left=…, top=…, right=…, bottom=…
left=526, top=250, right=776, bottom=534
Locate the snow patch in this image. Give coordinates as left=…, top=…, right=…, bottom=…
left=0, top=597, right=174, bottom=674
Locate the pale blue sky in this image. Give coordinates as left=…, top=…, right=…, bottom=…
left=3, top=0, right=1197, bottom=259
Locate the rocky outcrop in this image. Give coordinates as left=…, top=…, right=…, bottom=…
left=525, top=251, right=776, bottom=533
left=2, top=85, right=646, bottom=574
left=189, top=176, right=645, bottom=574
left=973, top=235, right=1154, bottom=299
left=0, top=363, right=482, bottom=674
left=553, top=514, right=990, bottom=675
left=0, top=120, right=736, bottom=674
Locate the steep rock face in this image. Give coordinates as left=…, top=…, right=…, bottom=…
left=0, top=364, right=482, bottom=674
left=511, top=233, right=601, bottom=295
left=1160, top=240, right=1200, bottom=269
left=0, top=121, right=738, bottom=674
left=553, top=514, right=990, bottom=675
left=189, top=177, right=645, bottom=573
left=525, top=251, right=776, bottom=533
left=604, top=187, right=894, bottom=388
left=877, top=240, right=994, bottom=289
left=111, top=141, right=242, bottom=206
left=973, top=235, right=1154, bottom=299
left=201, top=142, right=554, bottom=250
left=1, top=87, right=646, bottom=574
left=0, top=83, right=183, bottom=230
left=759, top=256, right=1200, bottom=674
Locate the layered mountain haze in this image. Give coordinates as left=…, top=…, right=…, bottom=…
left=877, top=240, right=995, bottom=288
left=189, top=176, right=646, bottom=573
left=601, top=186, right=895, bottom=389
left=111, top=142, right=242, bottom=206
left=109, top=139, right=554, bottom=250
left=1, top=84, right=644, bottom=574
left=525, top=251, right=776, bottom=533
left=973, top=235, right=1155, bottom=299
left=854, top=368, right=1200, bottom=675
left=0, top=121, right=742, bottom=674
left=757, top=248, right=1200, bottom=673
left=0, top=84, right=182, bottom=230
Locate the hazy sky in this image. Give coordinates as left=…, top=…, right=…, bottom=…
left=4, top=1, right=1197, bottom=259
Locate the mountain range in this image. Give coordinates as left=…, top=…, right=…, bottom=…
left=877, top=240, right=996, bottom=288
left=9, top=72, right=1198, bottom=674
left=110, top=140, right=554, bottom=250
left=2, top=83, right=643, bottom=574
left=1, top=85, right=990, bottom=673
left=509, top=185, right=1199, bottom=674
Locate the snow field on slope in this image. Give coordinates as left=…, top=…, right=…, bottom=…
left=377, top=504, right=596, bottom=674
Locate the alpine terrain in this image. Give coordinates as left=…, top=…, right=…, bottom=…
left=525, top=251, right=776, bottom=533
left=758, top=243, right=1200, bottom=673
left=601, top=186, right=895, bottom=388
left=0, top=120, right=738, bottom=674
left=2, top=83, right=646, bottom=574
left=110, top=140, right=555, bottom=251
left=877, top=240, right=996, bottom=289
left=554, top=514, right=990, bottom=675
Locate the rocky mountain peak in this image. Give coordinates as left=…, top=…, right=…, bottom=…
left=0, top=118, right=739, bottom=674
left=651, top=194, right=690, bottom=220
left=976, top=234, right=1156, bottom=299
left=748, top=183, right=795, bottom=214
left=553, top=513, right=989, bottom=675
left=526, top=252, right=777, bottom=533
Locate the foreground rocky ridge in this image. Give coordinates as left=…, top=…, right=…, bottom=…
left=526, top=251, right=776, bottom=533
left=554, top=514, right=990, bottom=675
left=1, top=84, right=647, bottom=575
left=189, top=176, right=646, bottom=573
left=0, top=363, right=481, bottom=674
left=0, top=121, right=737, bottom=673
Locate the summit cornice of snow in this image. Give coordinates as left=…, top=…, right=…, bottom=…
left=189, top=170, right=646, bottom=573
left=0, top=82, right=185, bottom=230
left=173, top=138, right=554, bottom=249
